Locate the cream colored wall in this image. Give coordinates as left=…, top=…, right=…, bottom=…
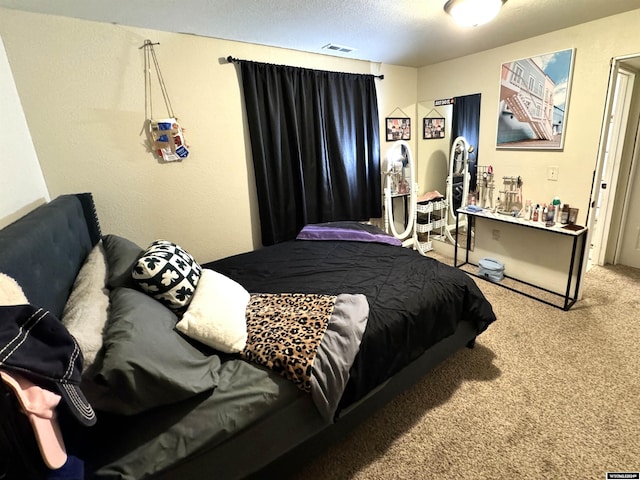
left=417, top=9, right=640, bottom=293
left=377, top=63, right=418, bottom=163
left=5, top=6, right=637, bottom=290
left=0, top=8, right=415, bottom=262
left=416, top=101, right=452, bottom=195
left=0, top=34, right=49, bottom=228
left=377, top=63, right=417, bottom=232
left=419, top=10, right=640, bottom=223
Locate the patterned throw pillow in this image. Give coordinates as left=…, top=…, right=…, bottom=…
left=132, top=240, right=202, bottom=311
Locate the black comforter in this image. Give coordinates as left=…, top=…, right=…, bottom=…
left=205, top=239, right=496, bottom=413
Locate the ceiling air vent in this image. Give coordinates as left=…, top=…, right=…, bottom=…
left=322, top=43, right=356, bottom=53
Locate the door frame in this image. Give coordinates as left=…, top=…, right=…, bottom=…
left=586, top=54, right=640, bottom=271
left=613, top=110, right=640, bottom=264
left=590, top=66, right=635, bottom=266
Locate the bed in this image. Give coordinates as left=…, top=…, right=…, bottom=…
left=0, top=193, right=496, bottom=479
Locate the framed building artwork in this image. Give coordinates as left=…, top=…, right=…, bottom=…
left=423, top=117, right=445, bottom=139
left=386, top=117, right=411, bottom=141
left=496, top=48, right=575, bottom=150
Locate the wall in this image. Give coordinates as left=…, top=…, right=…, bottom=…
left=417, top=9, right=640, bottom=292
left=0, top=34, right=49, bottom=228
left=378, top=64, right=418, bottom=166
left=3, top=6, right=638, bottom=290
left=417, top=101, right=452, bottom=196
left=0, top=8, right=416, bottom=263
left=378, top=63, right=417, bottom=233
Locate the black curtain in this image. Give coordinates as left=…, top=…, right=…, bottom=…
left=238, top=60, right=381, bottom=246
left=451, top=93, right=481, bottom=192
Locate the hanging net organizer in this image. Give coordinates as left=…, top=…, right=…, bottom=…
left=142, top=39, right=189, bottom=162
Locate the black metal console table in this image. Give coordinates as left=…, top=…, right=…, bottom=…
left=454, top=207, right=588, bottom=311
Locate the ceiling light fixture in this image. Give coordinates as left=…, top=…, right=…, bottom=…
left=444, top=0, right=507, bottom=27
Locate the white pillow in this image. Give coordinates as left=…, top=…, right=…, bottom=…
left=61, top=242, right=110, bottom=370
left=175, top=269, right=249, bottom=353
left=0, top=273, right=28, bottom=305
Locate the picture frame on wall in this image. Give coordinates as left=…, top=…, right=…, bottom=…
left=496, top=48, right=575, bottom=150
left=423, top=117, right=445, bottom=139
left=386, top=117, right=411, bottom=141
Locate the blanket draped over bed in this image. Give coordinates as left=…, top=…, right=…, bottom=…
left=207, top=238, right=496, bottom=413
left=243, top=293, right=335, bottom=392
left=242, top=292, right=369, bottom=420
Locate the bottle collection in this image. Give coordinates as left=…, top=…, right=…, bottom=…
left=520, top=197, right=572, bottom=227
left=470, top=166, right=574, bottom=227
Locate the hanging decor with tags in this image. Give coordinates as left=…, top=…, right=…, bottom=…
left=142, top=40, right=189, bottom=162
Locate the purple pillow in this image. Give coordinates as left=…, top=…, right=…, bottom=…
left=296, top=222, right=402, bottom=246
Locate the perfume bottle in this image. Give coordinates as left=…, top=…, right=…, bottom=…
left=524, top=200, right=532, bottom=220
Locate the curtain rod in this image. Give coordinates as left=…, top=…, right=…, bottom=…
left=226, top=55, right=384, bottom=79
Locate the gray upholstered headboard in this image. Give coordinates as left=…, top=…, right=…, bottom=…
left=0, top=193, right=101, bottom=318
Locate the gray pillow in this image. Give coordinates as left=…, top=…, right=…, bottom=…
left=102, top=234, right=144, bottom=289
left=87, top=287, right=221, bottom=415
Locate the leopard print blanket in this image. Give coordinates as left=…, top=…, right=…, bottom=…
left=242, top=293, right=336, bottom=392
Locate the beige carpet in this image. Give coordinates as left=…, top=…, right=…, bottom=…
left=292, top=259, right=640, bottom=479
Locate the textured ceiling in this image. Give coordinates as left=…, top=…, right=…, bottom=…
left=0, top=0, right=639, bottom=67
